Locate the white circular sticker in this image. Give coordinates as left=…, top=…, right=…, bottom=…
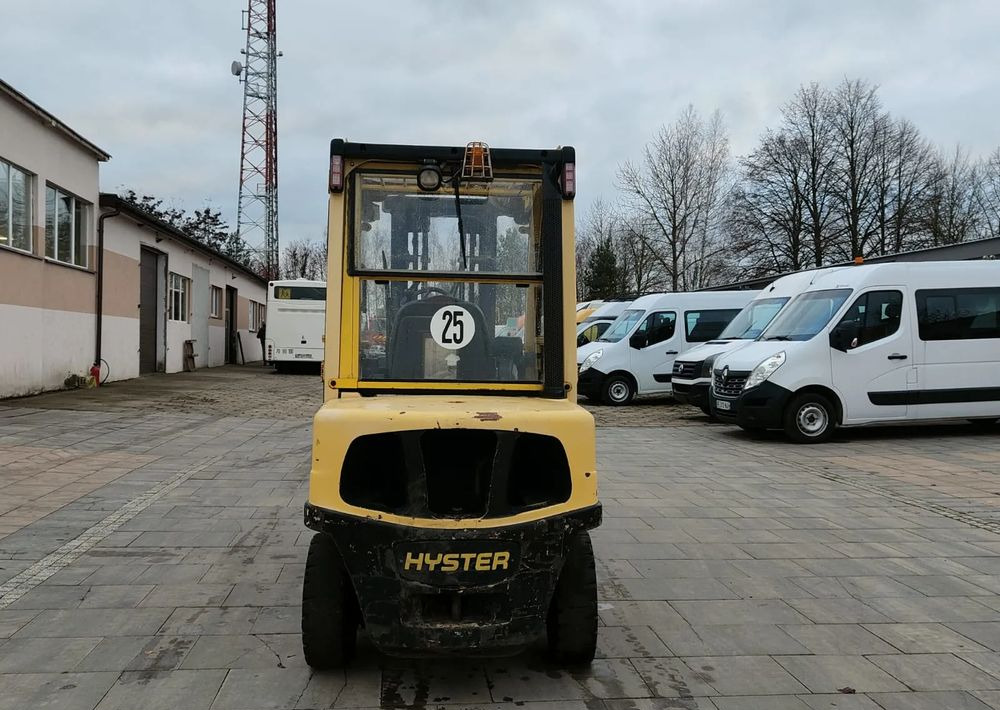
left=430, top=305, right=475, bottom=350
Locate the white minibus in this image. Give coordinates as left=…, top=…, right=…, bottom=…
left=710, top=261, right=1000, bottom=443
left=576, top=300, right=633, bottom=347
left=576, top=291, right=756, bottom=405
left=672, top=269, right=849, bottom=414
left=265, top=279, right=326, bottom=372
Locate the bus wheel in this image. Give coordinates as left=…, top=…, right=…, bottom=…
left=302, top=533, right=358, bottom=669
left=784, top=392, right=836, bottom=444
left=601, top=374, right=634, bottom=406
left=547, top=531, right=597, bottom=666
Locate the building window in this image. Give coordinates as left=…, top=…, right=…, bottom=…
left=0, top=158, right=33, bottom=253
left=45, top=185, right=90, bottom=267
left=169, top=273, right=190, bottom=322
left=210, top=286, right=222, bottom=318
left=249, top=300, right=264, bottom=332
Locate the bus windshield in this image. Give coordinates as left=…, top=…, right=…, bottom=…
left=717, top=297, right=789, bottom=340
left=760, top=289, right=852, bottom=342
left=598, top=309, right=645, bottom=343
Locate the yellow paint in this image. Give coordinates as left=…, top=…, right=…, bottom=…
left=309, top=395, right=597, bottom=529
left=313, top=147, right=595, bottom=530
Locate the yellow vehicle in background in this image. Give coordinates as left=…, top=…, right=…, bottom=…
left=301, top=140, right=600, bottom=667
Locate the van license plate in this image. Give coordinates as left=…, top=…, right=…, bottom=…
left=294, top=353, right=313, bottom=359
left=715, top=399, right=731, bottom=411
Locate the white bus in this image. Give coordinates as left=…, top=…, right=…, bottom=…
left=265, top=279, right=326, bottom=372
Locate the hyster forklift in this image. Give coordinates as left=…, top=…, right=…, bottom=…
left=302, top=140, right=600, bottom=667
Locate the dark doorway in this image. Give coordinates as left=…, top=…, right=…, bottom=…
left=139, top=247, right=159, bottom=374
left=225, top=286, right=237, bottom=364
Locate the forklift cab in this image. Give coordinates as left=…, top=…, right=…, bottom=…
left=302, top=140, right=600, bottom=667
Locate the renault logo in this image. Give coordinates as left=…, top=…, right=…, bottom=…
left=722, top=366, right=729, bottom=379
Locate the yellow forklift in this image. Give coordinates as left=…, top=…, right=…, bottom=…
left=302, top=140, right=600, bottom=667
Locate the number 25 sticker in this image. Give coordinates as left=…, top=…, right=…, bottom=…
left=430, top=305, right=475, bottom=350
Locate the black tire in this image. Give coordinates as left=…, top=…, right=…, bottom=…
left=699, top=404, right=713, bottom=417
left=302, top=533, right=358, bottom=669
left=547, top=531, right=598, bottom=666
left=601, top=374, right=635, bottom=406
left=783, top=391, right=837, bottom=444
left=969, top=418, right=999, bottom=429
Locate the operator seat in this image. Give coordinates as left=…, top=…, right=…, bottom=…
left=388, top=295, right=494, bottom=380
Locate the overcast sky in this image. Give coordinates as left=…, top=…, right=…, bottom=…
left=4, top=0, right=999, bottom=248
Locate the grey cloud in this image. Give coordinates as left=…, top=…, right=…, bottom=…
left=3, top=0, right=999, bottom=248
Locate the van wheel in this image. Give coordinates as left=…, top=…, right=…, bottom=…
left=601, top=374, right=635, bottom=406
left=547, top=531, right=597, bottom=666
left=302, top=533, right=358, bottom=669
left=784, top=392, right=836, bottom=444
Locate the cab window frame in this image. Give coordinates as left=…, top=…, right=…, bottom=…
left=833, top=289, right=904, bottom=349
left=634, top=310, right=676, bottom=348
left=337, top=150, right=570, bottom=399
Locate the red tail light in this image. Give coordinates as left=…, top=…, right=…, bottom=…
left=561, top=162, right=576, bottom=199
left=329, top=155, right=344, bottom=192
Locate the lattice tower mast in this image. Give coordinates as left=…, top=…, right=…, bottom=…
left=235, top=0, right=279, bottom=280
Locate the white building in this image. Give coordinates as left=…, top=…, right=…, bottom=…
left=0, top=79, right=267, bottom=398
left=99, top=194, right=267, bottom=381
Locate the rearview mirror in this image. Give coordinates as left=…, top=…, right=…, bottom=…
left=629, top=334, right=646, bottom=350
left=829, top=322, right=859, bottom=352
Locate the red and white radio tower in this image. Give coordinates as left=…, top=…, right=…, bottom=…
left=232, top=0, right=280, bottom=280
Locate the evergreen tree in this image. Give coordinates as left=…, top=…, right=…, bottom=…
left=584, top=235, right=620, bottom=299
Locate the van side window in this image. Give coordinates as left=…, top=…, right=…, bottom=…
left=916, top=288, right=1000, bottom=341
left=642, top=311, right=676, bottom=346
left=835, top=290, right=903, bottom=347
left=685, top=309, right=741, bottom=342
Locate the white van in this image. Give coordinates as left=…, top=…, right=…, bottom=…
left=710, top=261, right=1000, bottom=443
left=576, top=300, right=633, bottom=347
left=672, top=269, right=849, bottom=414
left=577, top=291, right=756, bottom=405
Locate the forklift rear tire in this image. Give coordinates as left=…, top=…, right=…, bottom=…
left=302, top=532, right=358, bottom=669
left=547, top=531, right=598, bottom=665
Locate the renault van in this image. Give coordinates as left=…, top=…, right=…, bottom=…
left=576, top=300, right=633, bottom=347
left=577, top=291, right=756, bottom=405
left=672, top=269, right=848, bottom=414
left=710, top=261, right=1000, bottom=443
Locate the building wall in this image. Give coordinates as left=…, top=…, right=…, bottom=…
left=0, top=92, right=102, bottom=397
left=100, top=214, right=266, bottom=379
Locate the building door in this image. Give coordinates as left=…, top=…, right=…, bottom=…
left=191, top=265, right=210, bottom=368
left=225, top=286, right=237, bottom=364
left=139, top=247, right=159, bottom=374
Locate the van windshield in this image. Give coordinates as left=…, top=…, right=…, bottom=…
left=597, top=309, right=645, bottom=343
left=717, top=297, right=790, bottom=340
left=761, top=289, right=852, bottom=341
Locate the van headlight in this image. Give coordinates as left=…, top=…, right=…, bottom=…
left=579, top=349, right=603, bottom=373
left=744, top=351, right=785, bottom=390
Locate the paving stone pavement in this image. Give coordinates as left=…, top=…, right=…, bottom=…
left=1, top=367, right=1000, bottom=708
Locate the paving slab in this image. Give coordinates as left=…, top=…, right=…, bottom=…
left=5, top=368, right=1000, bottom=708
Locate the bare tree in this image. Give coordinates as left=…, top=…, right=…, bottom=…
left=616, top=211, right=666, bottom=294
left=280, top=239, right=328, bottom=280
left=730, top=130, right=809, bottom=274
left=784, top=83, right=837, bottom=266
left=828, top=78, right=888, bottom=260
left=977, top=148, right=1000, bottom=239
left=924, top=145, right=981, bottom=246
left=618, top=106, right=732, bottom=290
